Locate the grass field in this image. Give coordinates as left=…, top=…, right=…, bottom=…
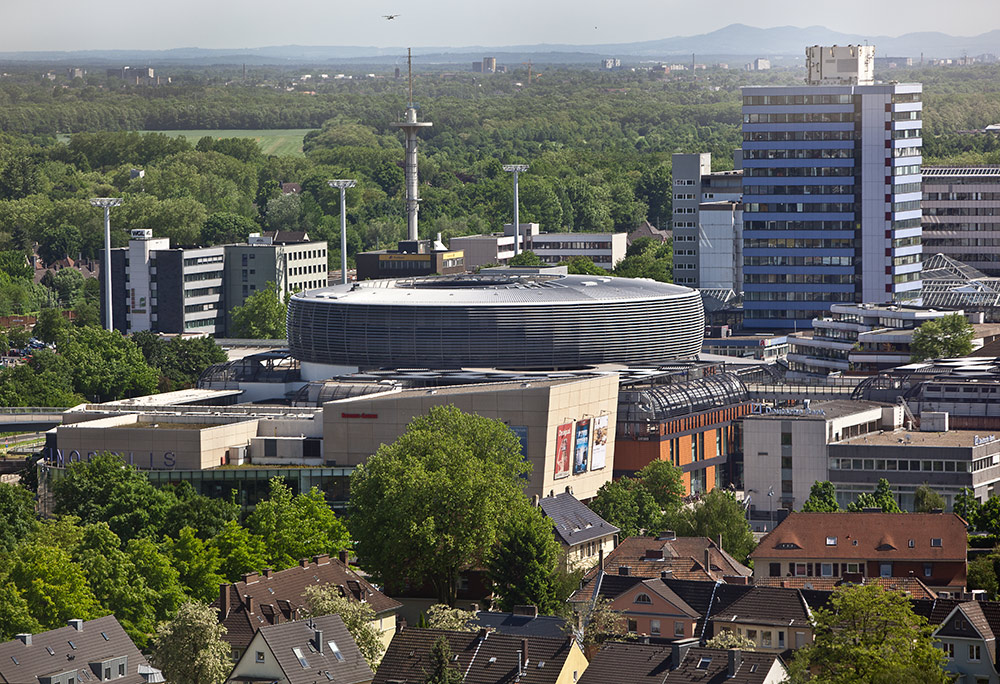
left=155, top=129, right=314, bottom=156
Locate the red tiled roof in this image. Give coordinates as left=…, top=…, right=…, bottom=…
left=750, top=512, right=967, bottom=562
left=213, top=554, right=401, bottom=649
left=753, top=576, right=937, bottom=600
left=582, top=536, right=751, bottom=585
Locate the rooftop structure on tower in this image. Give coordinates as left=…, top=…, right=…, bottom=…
left=390, top=49, right=432, bottom=241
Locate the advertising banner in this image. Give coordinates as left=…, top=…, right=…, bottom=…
left=554, top=423, right=573, bottom=479
left=574, top=419, right=590, bottom=474
left=591, top=414, right=609, bottom=470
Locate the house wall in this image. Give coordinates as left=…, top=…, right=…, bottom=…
left=553, top=640, right=590, bottom=684
left=937, top=635, right=998, bottom=684
left=710, top=621, right=811, bottom=652
left=610, top=587, right=698, bottom=639
left=564, top=534, right=616, bottom=573
left=227, top=632, right=284, bottom=683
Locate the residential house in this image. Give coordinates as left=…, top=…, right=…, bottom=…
left=226, top=613, right=373, bottom=684
left=578, top=641, right=787, bottom=684
left=372, top=628, right=588, bottom=684
left=213, top=553, right=402, bottom=660
left=749, top=512, right=968, bottom=595
left=934, top=601, right=1000, bottom=684
left=538, top=492, right=618, bottom=572
left=707, top=586, right=814, bottom=652
left=0, top=615, right=164, bottom=684
left=609, top=578, right=702, bottom=640
left=474, top=607, right=569, bottom=639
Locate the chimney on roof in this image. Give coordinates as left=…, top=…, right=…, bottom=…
left=242, top=572, right=259, bottom=584
left=776, top=509, right=790, bottom=524
left=314, top=554, right=331, bottom=565
left=520, top=638, right=529, bottom=671
left=670, top=639, right=695, bottom=670
left=300, top=558, right=310, bottom=568
left=339, top=549, right=349, bottom=565
left=658, top=530, right=677, bottom=541
left=315, top=629, right=323, bottom=654
left=705, top=547, right=713, bottom=573
left=645, top=549, right=663, bottom=559
left=513, top=605, right=538, bottom=618
left=599, top=547, right=605, bottom=571
left=728, top=649, right=742, bottom=678
left=717, top=534, right=723, bottom=550
left=15, top=634, right=31, bottom=646
left=68, top=619, right=83, bottom=631
left=245, top=594, right=255, bottom=613
left=220, top=584, right=231, bottom=618
left=661, top=570, right=672, bottom=580
left=263, top=568, right=272, bottom=578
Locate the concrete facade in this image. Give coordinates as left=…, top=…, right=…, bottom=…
left=322, top=374, right=620, bottom=501
left=923, top=166, right=1000, bottom=276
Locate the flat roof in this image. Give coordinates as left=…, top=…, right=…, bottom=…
left=334, top=374, right=613, bottom=403
left=101, top=389, right=243, bottom=406
left=746, top=399, right=887, bottom=421
left=837, top=429, right=1000, bottom=448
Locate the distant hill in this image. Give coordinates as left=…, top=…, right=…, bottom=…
left=0, top=24, right=996, bottom=65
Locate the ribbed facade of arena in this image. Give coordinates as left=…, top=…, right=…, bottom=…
left=286, top=272, right=704, bottom=371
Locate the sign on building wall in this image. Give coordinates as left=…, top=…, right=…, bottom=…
left=592, top=414, right=609, bottom=470
left=554, top=423, right=573, bottom=479
left=510, top=426, right=529, bottom=460
left=574, top=419, right=590, bottom=474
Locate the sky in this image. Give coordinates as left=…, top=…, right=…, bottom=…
left=4, top=0, right=1000, bottom=52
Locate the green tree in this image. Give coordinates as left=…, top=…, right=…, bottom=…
left=32, top=307, right=69, bottom=344
left=230, top=281, right=286, bottom=339
left=424, top=636, right=463, bottom=684
left=788, top=584, right=949, bottom=684
left=0, top=580, right=41, bottom=641
left=38, top=224, right=81, bottom=265
left=487, top=504, right=565, bottom=614
left=508, top=250, right=544, bottom=267
left=348, top=405, right=530, bottom=605
left=967, top=554, right=999, bottom=599
left=207, top=519, right=269, bottom=582
left=911, top=313, right=975, bottom=361
left=954, top=488, right=982, bottom=529
left=58, top=326, right=158, bottom=402
left=588, top=478, right=664, bottom=539
left=424, top=604, right=477, bottom=631
left=562, top=255, right=606, bottom=275
left=635, top=459, right=684, bottom=513
left=201, top=211, right=258, bottom=245
left=5, top=541, right=101, bottom=629
left=302, top=586, right=385, bottom=669
left=161, top=526, right=225, bottom=602
left=978, top=496, right=1000, bottom=537
left=913, top=484, right=946, bottom=513
left=150, top=602, right=232, bottom=684
left=0, top=482, right=36, bottom=553
left=246, top=477, right=350, bottom=570
left=674, top=489, right=756, bottom=562
left=801, top=481, right=841, bottom=512
left=848, top=478, right=901, bottom=513
left=705, top=630, right=757, bottom=650
left=579, top=598, right=628, bottom=655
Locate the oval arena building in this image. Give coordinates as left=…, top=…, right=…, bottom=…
left=287, top=271, right=704, bottom=377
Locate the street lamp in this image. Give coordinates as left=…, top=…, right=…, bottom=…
left=90, top=198, right=122, bottom=332
left=327, top=180, right=357, bottom=285
left=767, top=485, right=775, bottom=529
left=502, top=164, right=529, bottom=256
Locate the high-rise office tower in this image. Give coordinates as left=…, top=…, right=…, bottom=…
left=741, top=45, right=922, bottom=330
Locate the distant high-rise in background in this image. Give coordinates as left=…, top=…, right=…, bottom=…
left=741, top=44, right=923, bottom=330
left=482, top=57, right=496, bottom=73
left=670, top=152, right=743, bottom=292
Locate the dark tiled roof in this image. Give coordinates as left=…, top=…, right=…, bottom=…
left=372, top=628, right=577, bottom=684
left=214, top=555, right=402, bottom=649
left=0, top=615, right=153, bottom=684
left=254, top=614, right=373, bottom=684
left=751, top=512, right=968, bottom=562
left=753, top=576, right=937, bottom=600
left=711, top=586, right=812, bottom=628
left=662, top=579, right=753, bottom=620
left=473, top=612, right=569, bottom=639
left=538, top=493, right=618, bottom=546
left=578, top=643, right=784, bottom=684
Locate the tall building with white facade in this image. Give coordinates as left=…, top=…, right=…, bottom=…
left=671, top=153, right=743, bottom=290
left=741, top=45, right=923, bottom=330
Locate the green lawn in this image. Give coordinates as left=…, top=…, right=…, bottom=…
left=154, top=129, right=314, bottom=156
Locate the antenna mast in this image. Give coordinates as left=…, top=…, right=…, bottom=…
left=391, top=47, right=432, bottom=241
left=408, top=48, right=413, bottom=107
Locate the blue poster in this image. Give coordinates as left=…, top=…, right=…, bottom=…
left=574, top=419, right=590, bottom=474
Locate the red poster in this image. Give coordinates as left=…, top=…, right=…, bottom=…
left=554, top=423, right=573, bottom=479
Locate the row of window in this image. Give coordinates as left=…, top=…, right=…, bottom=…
left=745, top=149, right=855, bottom=160
left=893, top=271, right=922, bottom=284
left=743, top=130, right=857, bottom=142
left=925, top=192, right=1000, bottom=201
left=183, top=254, right=224, bottom=267
left=745, top=256, right=855, bottom=267
left=289, top=263, right=324, bottom=276
left=743, top=112, right=858, bottom=123
left=288, top=248, right=327, bottom=260
left=534, top=241, right=614, bottom=250
left=745, top=166, right=856, bottom=178
left=745, top=291, right=857, bottom=302
left=893, top=110, right=921, bottom=121
left=893, top=146, right=922, bottom=159
left=744, top=94, right=855, bottom=105
left=183, top=270, right=224, bottom=282
left=744, top=238, right=856, bottom=249
left=941, top=643, right=981, bottom=663
left=744, top=184, right=855, bottom=196
left=745, top=220, right=858, bottom=231
left=924, top=207, right=1000, bottom=216
left=892, top=128, right=922, bottom=139
left=831, top=457, right=970, bottom=473
left=894, top=164, right=922, bottom=176
left=892, top=254, right=922, bottom=267
left=746, top=309, right=830, bottom=320
left=746, top=202, right=857, bottom=213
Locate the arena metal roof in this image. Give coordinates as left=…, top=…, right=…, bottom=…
left=292, top=273, right=696, bottom=307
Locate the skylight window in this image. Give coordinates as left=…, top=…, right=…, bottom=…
left=100, top=632, right=109, bottom=641
left=931, top=538, right=943, bottom=547
left=293, top=647, right=309, bottom=669
left=327, top=641, right=344, bottom=662
left=68, top=641, right=76, bottom=650
left=46, top=647, right=55, bottom=656
left=825, top=537, right=837, bottom=546
left=697, top=657, right=712, bottom=669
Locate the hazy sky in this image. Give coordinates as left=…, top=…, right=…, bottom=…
left=5, top=0, right=1000, bottom=52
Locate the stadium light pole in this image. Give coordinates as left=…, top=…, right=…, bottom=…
left=90, top=197, right=122, bottom=332
left=502, top=164, right=529, bottom=256
left=327, top=180, right=357, bottom=285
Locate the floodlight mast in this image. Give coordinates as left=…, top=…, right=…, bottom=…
left=327, top=180, right=357, bottom=285
left=90, top=198, right=122, bottom=332
left=502, top=165, right=529, bottom=255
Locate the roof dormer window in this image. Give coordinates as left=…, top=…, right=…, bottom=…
left=931, top=538, right=943, bottom=547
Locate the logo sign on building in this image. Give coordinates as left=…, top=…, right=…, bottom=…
left=591, top=414, right=609, bottom=470
left=574, top=419, right=590, bottom=474
left=554, top=423, right=573, bottom=479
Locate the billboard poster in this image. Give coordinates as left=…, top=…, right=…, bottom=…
left=574, top=419, right=591, bottom=474
left=510, top=426, right=529, bottom=460
left=554, top=423, right=573, bottom=479
left=592, top=414, right=609, bottom=470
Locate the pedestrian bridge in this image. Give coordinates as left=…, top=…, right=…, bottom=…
left=746, top=383, right=858, bottom=402
left=0, top=407, right=67, bottom=432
